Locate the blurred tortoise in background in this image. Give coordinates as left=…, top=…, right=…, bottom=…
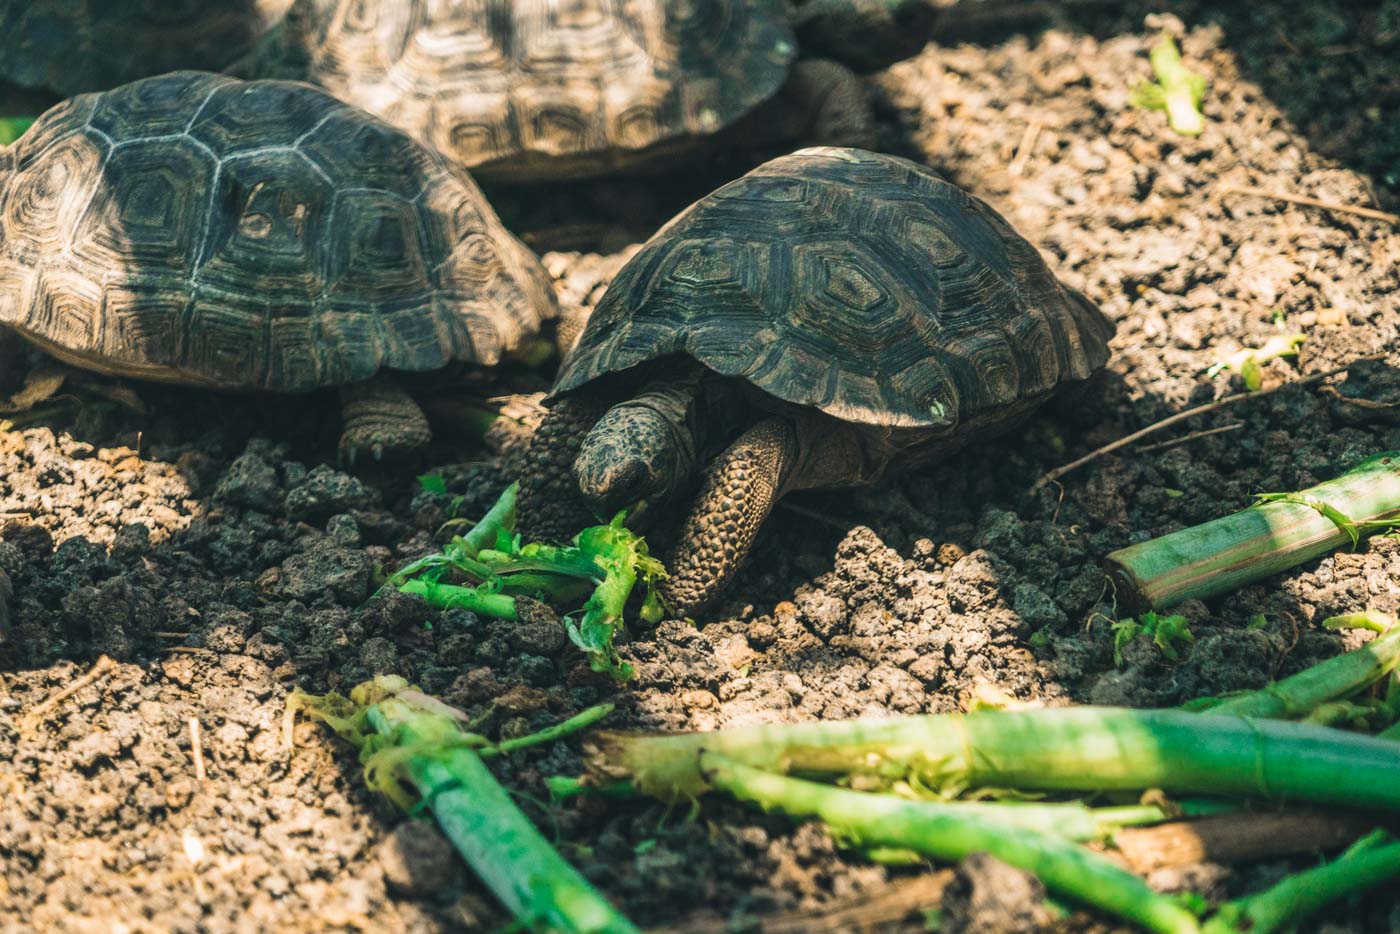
left=233, top=0, right=937, bottom=181
left=519, top=147, right=1115, bottom=616
left=0, top=0, right=293, bottom=96
left=0, top=71, right=558, bottom=460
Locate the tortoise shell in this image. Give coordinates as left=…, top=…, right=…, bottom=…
left=555, top=147, right=1114, bottom=439
left=0, top=71, right=556, bottom=392
left=243, top=0, right=797, bottom=178
left=0, top=1, right=292, bottom=96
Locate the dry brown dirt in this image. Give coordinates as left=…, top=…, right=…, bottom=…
left=2, top=2, right=1399, bottom=931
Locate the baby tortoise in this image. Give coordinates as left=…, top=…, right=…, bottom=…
left=519, top=148, right=1115, bottom=616
left=1, top=1, right=292, bottom=96
left=0, top=71, right=558, bottom=459
left=234, top=0, right=935, bottom=180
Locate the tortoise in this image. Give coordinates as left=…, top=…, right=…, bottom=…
left=0, top=70, right=558, bottom=460
left=232, top=0, right=936, bottom=181
left=518, top=147, right=1115, bottom=616
left=0, top=1, right=293, bottom=96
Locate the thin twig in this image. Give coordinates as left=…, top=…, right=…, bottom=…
left=1135, top=422, right=1244, bottom=454
left=655, top=871, right=953, bottom=934
left=1221, top=185, right=1400, bottom=225
left=1031, top=360, right=1374, bottom=491
left=1008, top=118, right=1043, bottom=177
left=20, top=655, right=117, bottom=732
left=189, top=718, right=207, bottom=782
left=1113, top=810, right=1376, bottom=873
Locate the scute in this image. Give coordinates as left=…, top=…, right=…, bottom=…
left=0, top=71, right=557, bottom=392
left=248, top=0, right=796, bottom=175
left=0, top=1, right=292, bottom=95
left=557, top=147, right=1115, bottom=431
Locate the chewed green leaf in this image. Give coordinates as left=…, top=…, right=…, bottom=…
left=416, top=472, right=448, bottom=494
left=392, top=484, right=663, bottom=682
left=0, top=117, right=35, bottom=146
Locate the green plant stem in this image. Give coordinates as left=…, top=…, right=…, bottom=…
left=1196, top=624, right=1400, bottom=718
left=1148, top=33, right=1205, bottom=136
left=398, top=579, right=518, bottom=620
left=367, top=699, right=641, bottom=934
left=496, top=572, right=594, bottom=602
left=490, top=704, right=616, bottom=757
left=462, top=481, right=518, bottom=557
left=701, top=754, right=1202, bottom=934
left=1202, top=831, right=1400, bottom=934
left=1104, top=452, right=1400, bottom=611
left=587, top=707, right=1400, bottom=810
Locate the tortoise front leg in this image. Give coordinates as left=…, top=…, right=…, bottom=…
left=661, top=417, right=796, bottom=618
left=516, top=396, right=612, bottom=542
left=339, top=376, right=432, bottom=463
left=782, top=59, right=876, bottom=151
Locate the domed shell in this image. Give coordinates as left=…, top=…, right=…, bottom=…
left=0, top=1, right=292, bottom=95
left=555, top=147, right=1114, bottom=432
left=247, top=0, right=797, bottom=178
left=0, top=71, right=557, bottom=393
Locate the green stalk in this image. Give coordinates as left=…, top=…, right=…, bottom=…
left=398, top=579, right=519, bottom=620
left=292, top=679, right=639, bottom=934
left=496, top=572, right=594, bottom=602
left=701, top=754, right=1202, bottom=934
left=1196, top=624, right=1400, bottom=718
left=1104, top=452, right=1400, bottom=611
left=586, top=707, right=1400, bottom=810
left=1202, top=831, right=1400, bottom=934
left=365, top=698, right=640, bottom=934
left=491, top=703, right=616, bottom=757
left=461, top=481, right=518, bottom=557
left=1130, top=33, right=1208, bottom=136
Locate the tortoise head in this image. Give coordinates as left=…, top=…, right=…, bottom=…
left=573, top=399, right=696, bottom=526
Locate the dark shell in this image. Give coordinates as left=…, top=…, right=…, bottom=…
left=0, top=1, right=291, bottom=95
left=556, top=147, right=1114, bottom=432
left=245, top=0, right=797, bottom=177
left=0, top=71, right=556, bottom=392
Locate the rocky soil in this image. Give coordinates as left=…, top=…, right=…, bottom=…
left=2, top=2, right=1399, bottom=931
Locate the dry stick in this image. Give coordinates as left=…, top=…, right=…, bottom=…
left=1220, top=185, right=1400, bottom=225
left=1135, top=422, right=1244, bottom=455
left=1008, top=118, right=1043, bottom=177
left=654, top=872, right=953, bottom=934
left=1031, top=361, right=1370, bottom=492
left=189, top=718, right=207, bottom=783
left=19, top=654, right=117, bottom=732
left=1112, top=811, right=1377, bottom=874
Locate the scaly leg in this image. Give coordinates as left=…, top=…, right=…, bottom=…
left=516, top=395, right=611, bottom=542
left=732, top=58, right=876, bottom=154
left=661, top=417, right=796, bottom=618
left=784, top=59, right=877, bottom=151
left=338, top=377, right=431, bottom=463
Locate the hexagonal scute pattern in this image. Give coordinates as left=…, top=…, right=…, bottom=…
left=0, top=0, right=292, bottom=96
left=248, top=0, right=796, bottom=177
left=557, top=147, right=1115, bottom=437
left=0, top=72, right=556, bottom=392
